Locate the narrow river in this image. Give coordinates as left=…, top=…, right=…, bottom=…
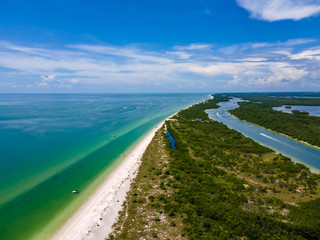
left=206, top=98, right=320, bottom=173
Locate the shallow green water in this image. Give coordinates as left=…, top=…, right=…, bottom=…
left=0, top=93, right=207, bottom=239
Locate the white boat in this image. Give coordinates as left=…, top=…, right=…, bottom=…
left=72, top=190, right=80, bottom=194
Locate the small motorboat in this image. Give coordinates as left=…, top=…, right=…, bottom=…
left=72, top=190, right=80, bottom=194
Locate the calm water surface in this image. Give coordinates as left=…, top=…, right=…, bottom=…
left=273, top=105, right=320, bottom=116
left=206, top=98, right=320, bottom=172
left=0, top=93, right=207, bottom=240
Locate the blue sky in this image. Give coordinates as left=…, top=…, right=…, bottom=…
left=1, top=0, right=320, bottom=93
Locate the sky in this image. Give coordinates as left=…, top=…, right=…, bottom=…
left=1, top=0, right=320, bottom=93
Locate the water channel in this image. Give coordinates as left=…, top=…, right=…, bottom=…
left=273, top=105, right=320, bottom=117
left=206, top=98, right=320, bottom=173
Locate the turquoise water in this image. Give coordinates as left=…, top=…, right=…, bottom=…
left=273, top=105, right=320, bottom=116
left=0, top=93, right=207, bottom=240
left=206, top=98, right=320, bottom=173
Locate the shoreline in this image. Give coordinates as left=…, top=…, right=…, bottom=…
left=229, top=112, right=320, bottom=151
left=51, top=115, right=174, bottom=240
left=222, top=96, right=320, bottom=151
left=224, top=112, right=320, bottom=173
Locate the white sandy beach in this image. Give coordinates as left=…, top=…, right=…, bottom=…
left=51, top=118, right=169, bottom=240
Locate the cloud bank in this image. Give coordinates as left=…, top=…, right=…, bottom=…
left=0, top=40, right=319, bottom=92
left=236, top=0, right=320, bottom=21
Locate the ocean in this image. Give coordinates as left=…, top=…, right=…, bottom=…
left=0, top=93, right=207, bottom=240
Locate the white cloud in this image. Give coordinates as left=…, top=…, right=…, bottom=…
left=236, top=0, right=320, bottom=21
left=187, top=62, right=244, bottom=76
left=290, top=48, right=320, bottom=60
left=38, top=74, right=79, bottom=88
left=40, top=74, right=56, bottom=81
left=236, top=58, right=268, bottom=62
left=284, top=38, right=317, bottom=46
left=0, top=39, right=319, bottom=91
left=259, top=63, right=308, bottom=85
left=252, top=39, right=316, bottom=48
left=218, top=39, right=317, bottom=57
left=68, top=44, right=172, bottom=64
left=187, top=61, right=308, bottom=87
left=166, top=51, right=192, bottom=59
left=174, top=44, right=212, bottom=51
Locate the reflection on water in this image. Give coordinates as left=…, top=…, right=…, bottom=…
left=206, top=98, right=320, bottom=173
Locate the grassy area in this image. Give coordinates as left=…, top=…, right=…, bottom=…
left=108, top=126, right=186, bottom=240
left=108, top=97, right=320, bottom=239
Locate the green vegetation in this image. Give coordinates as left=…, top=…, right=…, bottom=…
left=110, top=96, right=320, bottom=239
left=109, top=128, right=187, bottom=240
left=227, top=92, right=320, bottom=106
left=292, top=110, right=309, bottom=116
left=227, top=93, right=320, bottom=147
left=163, top=99, right=320, bottom=239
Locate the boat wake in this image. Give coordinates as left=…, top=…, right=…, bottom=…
left=260, top=133, right=282, bottom=143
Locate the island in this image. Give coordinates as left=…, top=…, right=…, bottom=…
left=228, top=93, right=320, bottom=148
